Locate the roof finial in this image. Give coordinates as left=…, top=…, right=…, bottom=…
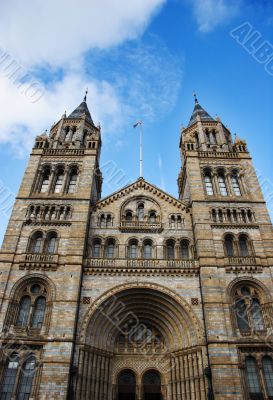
left=84, top=88, right=88, bottom=102
left=193, top=90, right=198, bottom=104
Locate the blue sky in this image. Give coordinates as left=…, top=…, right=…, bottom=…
left=0, top=0, right=272, bottom=244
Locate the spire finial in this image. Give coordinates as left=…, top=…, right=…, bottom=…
left=193, top=91, right=198, bottom=104
left=84, top=88, right=88, bottom=102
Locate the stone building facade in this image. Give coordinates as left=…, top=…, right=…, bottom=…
left=0, top=94, right=273, bottom=400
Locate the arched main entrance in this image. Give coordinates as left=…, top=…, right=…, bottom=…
left=142, top=370, right=162, bottom=400
left=118, top=370, right=136, bottom=400
left=77, top=284, right=206, bottom=400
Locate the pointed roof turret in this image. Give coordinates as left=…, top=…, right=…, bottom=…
left=68, top=90, right=94, bottom=125
left=188, top=93, right=215, bottom=127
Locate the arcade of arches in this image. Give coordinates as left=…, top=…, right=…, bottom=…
left=76, top=287, right=208, bottom=399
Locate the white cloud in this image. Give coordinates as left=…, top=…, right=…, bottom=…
left=0, top=0, right=166, bottom=67
left=189, top=0, right=240, bottom=32
left=0, top=72, right=122, bottom=156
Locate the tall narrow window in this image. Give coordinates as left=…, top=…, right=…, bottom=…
left=251, top=299, right=264, bottom=331
left=180, top=240, right=189, bottom=259
left=211, top=130, right=217, bottom=144
left=245, top=357, right=262, bottom=399
left=143, top=240, right=153, bottom=259
left=218, top=174, right=228, bottom=196
left=137, top=204, right=144, bottom=221
left=31, top=297, right=46, bottom=329
left=16, top=296, right=31, bottom=327
left=225, top=235, right=235, bottom=257
left=45, top=232, right=57, bottom=254
left=204, top=173, right=214, bottom=195
left=125, top=211, right=132, bottom=225
left=93, top=239, right=101, bottom=258
left=166, top=240, right=175, bottom=260
left=100, top=215, right=106, bottom=227
left=212, top=209, right=217, bottom=223
left=234, top=298, right=250, bottom=332
left=105, top=239, right=115, bottom=259
left=149, top=211, right=156, bottom=224
left=17, top=356, right=36, bottom=400
left=106, top=215, right=112, bottom=227
left=239, top=235, right=249, bottom=257
left=195, top=132, right=200, bottom=148
left=232, top=174, right=241, bottom=196
left=54, top=170, right=64, bottom=193
left=67, top=170, right=78, bottom=193
left=40, top=170, right=50, bottom=193
left=30, top=232, right=43, bottom=254
left=0, top=353, right=19, bottom=399
left=128, top=239, right=138, bottom=259
left=263, top=356, right=273, bottom=398
left=170, top=215, right=176, bottom=229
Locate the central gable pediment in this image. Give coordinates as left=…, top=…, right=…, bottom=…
left=94, top=178, right=187, bottom=211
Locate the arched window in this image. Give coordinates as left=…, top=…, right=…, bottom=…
left=17, top=355, right=36, bottom=399
left=29, top=231, right=43, bottom=254
left=45, top=232, right=57, bottom=254
left=211, top=130, right=217, bottom=144
left=106, top=215, right=112, bottom=227
left=177, top=215, right=182, bottom=228
left=227, top=209, right=232, bottom=223
left=218, top=209, right=223, bottom=223
left=137, top=203, right=144, bottom=221
left=245, top=357, right=262, bottom=399
left=218, top=173, right=228, bottom=196
left=195, top=132, right=200, bottom=148
left=31, top=297, right=46, bottom=328
left=40, top=169, right=50, bottom=193
left=67, top=169, right=78, bottom=193
left=212, top=209, right=217, bottom=223
left=233, top=286, right=265, bottom=333
left=16, top=296, right=31, bottom=327
left=118, top=370, right=136, bottom=398
left=53, top=169, right=64, bottom=193
left=105, top=239, right=115, bottom=259
left=0, top=353, right=19, bottom=399
left=93, top=239, right=101, bottom=258
left=204, top=172, right=214, bottom=195
left=166, top=239, right=175, bottom=260
left=143, top=370, right=161, bottom=398
left=128, top=239, right=138, bottom=259
left=143, top=240, right=153, bottom=259
left=125, top=211, right=132, bottom=222
left=180, top=240, right=189, bottom=259
left=225, top=235, right=235, bottom=257
left=100, top=214, right=106, bottom=227
left=239, top=235, right=249, bottom=257
left=205, top=129, right=210, bottom=144
left=263, top=356, right=273, bottom=398
left=170, top=215, right=176, bottom=229
left=231, top=173, right=241, bottom=196
left=149, top=211, right=157, bottom=224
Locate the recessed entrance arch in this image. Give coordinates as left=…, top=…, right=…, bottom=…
left=118, top=369, right=136, bottom=400
left=76, top=283, right=207, bottom=400
left=142, top=370, right=162, bottom=400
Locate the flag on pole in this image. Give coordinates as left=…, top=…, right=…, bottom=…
left=133, top=121, right=142, bottom=128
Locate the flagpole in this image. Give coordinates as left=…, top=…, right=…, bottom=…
left=139, top=122, right=143, bottom=178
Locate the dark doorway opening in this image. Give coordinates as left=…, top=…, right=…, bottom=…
left=118, top=369, right=136, bottom=400
left=143, top=370, right=162, bottom=400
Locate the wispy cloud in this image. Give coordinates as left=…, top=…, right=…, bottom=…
left=0, top=34, right=183, bottom=157
left=189, top=0, right=241, bottom=32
